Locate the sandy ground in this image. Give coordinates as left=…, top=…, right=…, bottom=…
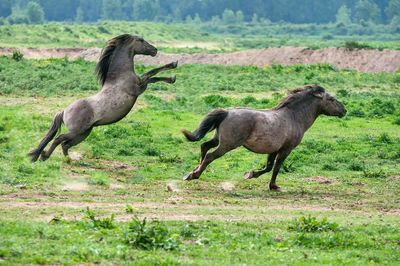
left=0, top=47, right=399, bottom=72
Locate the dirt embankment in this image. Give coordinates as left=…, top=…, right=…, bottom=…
left=0, top=47, right=399, bottom=73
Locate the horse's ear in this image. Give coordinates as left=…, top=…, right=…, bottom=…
left=313, top=91, right=324, bottom=99
left=312, top=89, right=324, bottom=99
left=311, top=85, right=325, bottom=99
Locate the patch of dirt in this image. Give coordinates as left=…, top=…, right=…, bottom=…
left=1, top=47, right=399, bottom=72
left=97, top=160, right=137, bottom=171
left=110, top=183, right=125, bottom=189
left=389, top=176, right=400, bottom=181
left=62, top=172, right=89, bottom=192
left=305, top=176, right=336, bottom=184
left=69, top=151, right=83, bottom=161
left=2, top=200, right=399, bottom=222
left=166, top=181, right=180, bottom=192
left=62, top=180, right=89, bottom=192
left=219, top=182, right=235, bottom=192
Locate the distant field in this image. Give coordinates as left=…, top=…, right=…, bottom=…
left=0, top=21, right=399, bottom=51
left=0, top=56, right=399, bottom=264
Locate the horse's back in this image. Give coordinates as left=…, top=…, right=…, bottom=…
left=225, top=108, right=293, bottom=154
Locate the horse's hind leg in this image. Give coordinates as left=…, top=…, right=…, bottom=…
left=244, top=152, right=277, bottom=179
left=200, top=134, right=219, bottom=162
left=40, top=133, right=72, bottom=161
left=61, top=128, right=93, bottom=158
left=184, top=143, right=235, bottom=181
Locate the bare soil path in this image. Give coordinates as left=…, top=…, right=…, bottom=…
left=1, top=47, right=399, bottom=72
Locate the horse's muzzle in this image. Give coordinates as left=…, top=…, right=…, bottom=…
left=338, top=108, right=347, bottom=118
left=150, top=48, right=158, bottom=57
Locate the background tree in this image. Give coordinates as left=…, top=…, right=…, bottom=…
left=133, top=0, right=160, bottom=21
left=222, top=9, right=236, bottom=24
left=193, top=13, right=202, bottom=24
left=354, top=0, right=382, bottom=23
left=251, top=13, right=258, bottom=23
left=385, top=0, right=400, bottom=20
left=75, top=6, right=84, bottom=22
left=336, top=5, right=352, bottom=24
left=236, top=10, right=244, bottom=23
left=26, top=1, right=44, bottom=24
left=0, top=0, right=397, bottom=25
left=101, top=0, right=124, bottom=20
left=7, top=3, right=29, bottom=24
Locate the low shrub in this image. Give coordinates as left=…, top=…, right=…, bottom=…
left=12, top=50, right=24, bottom=61
left=124, top=217, right=180, bottom=250
left=344, top=41, right=373, bottom=50
left=349, top=161, right=365, bottom=171
left=83, top=208, right=115, bottom=229
left=363, top=169, right=386, bottom=179
left=202, top=94, right=231, bottom=108
left=288, top=216, right=339, bottom=233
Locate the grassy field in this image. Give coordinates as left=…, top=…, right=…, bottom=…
left=0, top=56, right=399, bottom=265
left=0, top=21, right=399, bottom=51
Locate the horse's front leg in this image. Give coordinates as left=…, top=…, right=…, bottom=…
left=140, top=61, right=178, bottom=81
left=137, top=76, right=176, bottom=94
left=244, top=152, right=277, bottom=179
left=147, top=76, right=176, bottom=84
left=269, top=149, right=292, bottom=191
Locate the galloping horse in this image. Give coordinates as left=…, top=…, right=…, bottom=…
left=182, top=85, right=347, bottom=190
left=29, top=34, right=177, bottom=162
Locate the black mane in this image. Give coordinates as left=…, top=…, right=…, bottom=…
left=95, top=34, right=135, bottom=86
left=274, top=85, right=325, bottom=110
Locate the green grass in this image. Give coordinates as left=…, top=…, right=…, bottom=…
left=1, top=214, right=399, bottom=265
left=0, top=57, right=399, bottom=264
left=0, top=21, right=399, bottom=51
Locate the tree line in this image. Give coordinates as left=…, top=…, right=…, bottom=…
left=0, top=0, right=399, bottom=25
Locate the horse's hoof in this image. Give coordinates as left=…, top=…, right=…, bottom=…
left=64, top=156, right=71, bottom=164
left=172, top=61, right=178, bottom=68
left=40, top=151, right=49, bottom=161
left=183, top=172, right=197, bottom=181
left=244, top=171, right=254, bottom=179
left=269, top=184, right=281, bottom=191
left=170, top=75, right=176, bottom=83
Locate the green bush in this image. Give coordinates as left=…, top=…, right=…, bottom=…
left=344, top=41, right=373, bottom=50
left=288, top=216, right=339, bottom=233
left=202, top=95, right=231, bottom=108
left=180, top=223, right=198, bottom=238
left=349, top=161, right=365, bottom=171
left=83, top=208, right=115, bottom=229
left=124, top=217, right=180, bottom=250
left=378, top=132, right=392, bottom=144
left=363, top=169, right=386, bottom=179
left=12, top=50, right=24, bottom=61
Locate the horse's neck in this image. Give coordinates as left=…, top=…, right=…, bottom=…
left=104, top=47, right=138, bottom=88
left=289, top=102, right=320, bottom=131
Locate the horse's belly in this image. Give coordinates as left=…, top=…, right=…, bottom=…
left=95, top=96, right=136, bottom=125
left=243, top=124, right=285, bottom=154
left=243, top=136, right=281, bottom=154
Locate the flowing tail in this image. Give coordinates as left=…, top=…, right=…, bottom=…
left=28, top=111, right=64, bottom=162
left=181, top=109, right=228, bottom=142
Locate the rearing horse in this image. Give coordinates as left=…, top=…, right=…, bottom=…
left=29, top=34, right=177, bottom=162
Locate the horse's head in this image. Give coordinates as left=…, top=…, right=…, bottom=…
left=310, top=85, right=347, bottom=118
left=129, top=36, right=157, bottom=57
